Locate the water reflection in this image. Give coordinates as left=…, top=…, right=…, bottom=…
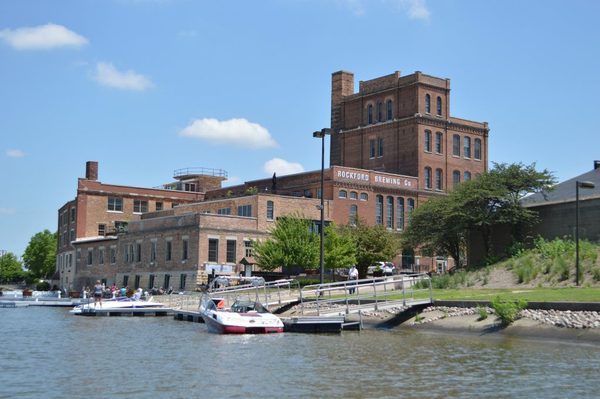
left=1, top=307, right=599, bottom=399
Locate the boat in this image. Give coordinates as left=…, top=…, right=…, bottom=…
left=199, top=296, right=284, bottom=334
left=69, top=296, right=166, bottom=315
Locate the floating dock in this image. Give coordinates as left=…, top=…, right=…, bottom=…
left=75, top=307, right=174, bottom=317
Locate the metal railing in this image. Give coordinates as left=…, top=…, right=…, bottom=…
left=203, top=279, right=301, bottom=311
left=173, top=167, right=228, bottom=179
left=299, top=273, right=432, bottom=316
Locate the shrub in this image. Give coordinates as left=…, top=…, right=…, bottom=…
left=476, top=305, right=488, bottom=321
left=491, top=296, right=527, bottom=326
left=552, top=257, right=570, bottom=281
left=36, top=281, right=50, bottom=291
left=592, top=268, right=600, bottom=282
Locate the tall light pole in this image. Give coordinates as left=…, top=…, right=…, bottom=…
left=313, top=128, right=331, bottom=285
left=575, top=180, right=595, bottom=286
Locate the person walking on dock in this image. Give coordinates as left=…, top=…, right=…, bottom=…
left=93, top=280, right=103, bottom=308
left=348, top=266, right=358, bottom=294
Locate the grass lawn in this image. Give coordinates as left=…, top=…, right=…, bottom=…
left=423, top=287, right=600, bottom=302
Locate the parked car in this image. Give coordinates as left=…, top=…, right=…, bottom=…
left=367, top=262, right=396, bottom=276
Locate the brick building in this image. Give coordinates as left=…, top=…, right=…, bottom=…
left=57, top=69, right=489, bottom=292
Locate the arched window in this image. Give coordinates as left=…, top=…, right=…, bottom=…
left=407, top=198, right=415, bottom=224
left=474, top=138, right=482, bottom=160
left=386, top=196, right=394, bottom=229
left=453, top=134, right=460, bottom=156
left=464, top=137, right=471, bottom=158
left=350, top=191, right=358, bottom=200
left=425, top=94, right=431, bottom=113
left=386, top=100, right=393, bottom=120
left=396, top=197, right=405, bottom=231
left=377, top=102, right=383, bottom=122
left=339, top=190, right=347, bottom=199
left=453, top=170, right=461, bottom=187
left=424, top=167, right=432, bottom=189
left=436, top=96, right=442, bottom=116
left=367, top=104, right=373, bottom=124
left=435, top=132, right=443, bottom=153
left=360, top=193, right=368, bottom=201
left=375, top=195, right=383, bottom=225
left=435, top=169, right=443, bottom=190
left=266, top=200, right=274, bottom=220
left=464, top=171, right=472, bottom=181
left=349, top=204, right=358, bottom=226
left=424, top=130, right=432, bottom=152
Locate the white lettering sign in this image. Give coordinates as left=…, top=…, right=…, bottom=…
left=374, top=175, right=412, bottom=187
left=336, top=170, right=370, bottom=182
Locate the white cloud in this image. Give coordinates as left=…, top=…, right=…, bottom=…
left=0, top=23, right=88, bottom=50
left=338, top=0, right=430, bottom=20
left=336, top=0, right=365, bottom=16
left=179, top=118, right=277, bottom=149
left=93, top=62, right=154, bottom=91
left=263, top=158, right=305, bottom=176
left=6, top=149, right=25, bottom=158
left=0, top=208, right=16, bottom=215
left=401, top=0, right=430, bottom=20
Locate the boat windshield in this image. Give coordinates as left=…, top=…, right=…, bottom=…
left=230, top=301, right=268, bottom=313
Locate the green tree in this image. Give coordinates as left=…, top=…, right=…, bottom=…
left=253, top=215, right=319, bottom=271
left=324, top=224, right=356, bottom=271
left=352, top=221, right=400, bottom=278
left=0, top=252, right=24, bottom=283
left=22, top=230, right=57, bottom=279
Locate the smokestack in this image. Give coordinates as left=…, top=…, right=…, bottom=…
left=86, top=161, right=98, bottom=180
left=594, top=160, right=600, bottom=170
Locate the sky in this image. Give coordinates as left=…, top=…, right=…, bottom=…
left=1, top=0, right=599, bottom=257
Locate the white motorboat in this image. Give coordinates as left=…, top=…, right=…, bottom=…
left=70, top=296, right=166, bottom=315
left=199, top=296, right=284, bottom=334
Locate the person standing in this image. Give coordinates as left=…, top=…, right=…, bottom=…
left=93, top=280, right=103, bottom=308
left=348, top=266, right=359, bottom=294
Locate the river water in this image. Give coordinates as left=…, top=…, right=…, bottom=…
left=1, top=307, right=600, bottom=399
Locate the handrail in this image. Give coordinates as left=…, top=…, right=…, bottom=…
left=202, top=279, right=300, bottom=311
left=173, top=167, right=228, bottom=178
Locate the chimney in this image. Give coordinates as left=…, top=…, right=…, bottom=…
left=86, top=161, right=98, bottom=181
left=594, top=160, right=600, bottom=170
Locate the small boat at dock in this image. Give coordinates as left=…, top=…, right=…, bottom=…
left=199, top=296, right=284, bottom=334
left=69, top=296, right=166, bottom=315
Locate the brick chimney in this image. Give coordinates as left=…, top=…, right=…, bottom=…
left=594, top=160, right=600, bottom=170
left=85, top=161, right=98, bottom=181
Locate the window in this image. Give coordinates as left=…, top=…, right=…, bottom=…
left=244, top=240, right=253, bottom=257
left=166, top=241, right=172, bottom=261
left=367, top=104, right=373, bottom=124
left=386, top=196, right=394, bottom=229
left=360, top=193, right=368, bottom=201
left=238, top=205, right=252, bottom=217
left=453, top=135, right=460, bottom=157
left=164, top=274, right=170, bottom=290
left=179, top=274, right=187, bottom=290
left=128, top=244, right=134, bottom=263
left=208, top=238, right=218, bottom=262
left=136, top=243, right=142, bottom=262
left=464, top=137, right=471, bottom=158
left=182, top=239, right=189, bottom=260
left=123, top=275, right=129, bottom=288
left=98, top=248, right=104, bottom=265
left=134, top=275, right=140, bottom=289
left=464, top=171, right=472, bottom=181
left=375, top=195, right=383, bottom=225
left=107, top=197, right=123, bottom=212
left=338, top=190, right=347, bottom=199
left=435, top=169, right=443, bottom=190
left=377, top=102, right=382, bottom=122
left=407, top=198, right=415, bottom=224
left=378, top=138, right=384, bottom=157
left=98, top=224, right=106, bottom=236
left=70, top=229, right=75, bottom=242
left=424, top=167, right=432, bottom=189
left=369, top=139, right=376, bottom=158
left=134, top=200, right=148, bottom=213
left=474, top=138, right=482, bottom=160
left=149, top=274, right=155, bottom=289
left=217, top=208, right=231, bottom=215
left=437, top=96, right=442, bottom=116
left=396, top=197, right=404, bottom=231
left=386, top=100, right=393, bottom=120
left=70, top=208, right=76, bottom=222
left=453, top=170, right=461, bottom=187
left=266, top=201, right=274, bottom=220
left=226, top=240, right=236, bottom=263
left=156, top=202, right=163, bottom=211
left=349, top=204, right=358, bottom=226
left=425, top=94, right=431, bottom=113
left=349, top=191, right=358, bottom=200
left=87, top=249, right=93, bottom=265
left=150, top=241, right=156, bottom=262
left=115, top=221, right=128, bottom=233
left=76, top=249, right=81, bottom=263
left=110, top=247, right=116, bottom=264
left=424, top=130, right=432, bottom=152
left=435, top=132, right=443, bottom=154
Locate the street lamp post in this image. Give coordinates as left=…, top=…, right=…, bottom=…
left=575, top=180, right=595, bottom=286
left=313, top=128, right=331, bottom=285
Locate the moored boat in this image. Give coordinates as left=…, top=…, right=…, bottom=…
left=199, top=296, right=284, bottom=334
left=69, top=296, right=166, bottom=315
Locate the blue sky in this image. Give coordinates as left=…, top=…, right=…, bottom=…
left=1, top=0, right=599, bottom=257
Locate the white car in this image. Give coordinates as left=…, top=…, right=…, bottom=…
left=367, top=262, right=396, bottom=276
